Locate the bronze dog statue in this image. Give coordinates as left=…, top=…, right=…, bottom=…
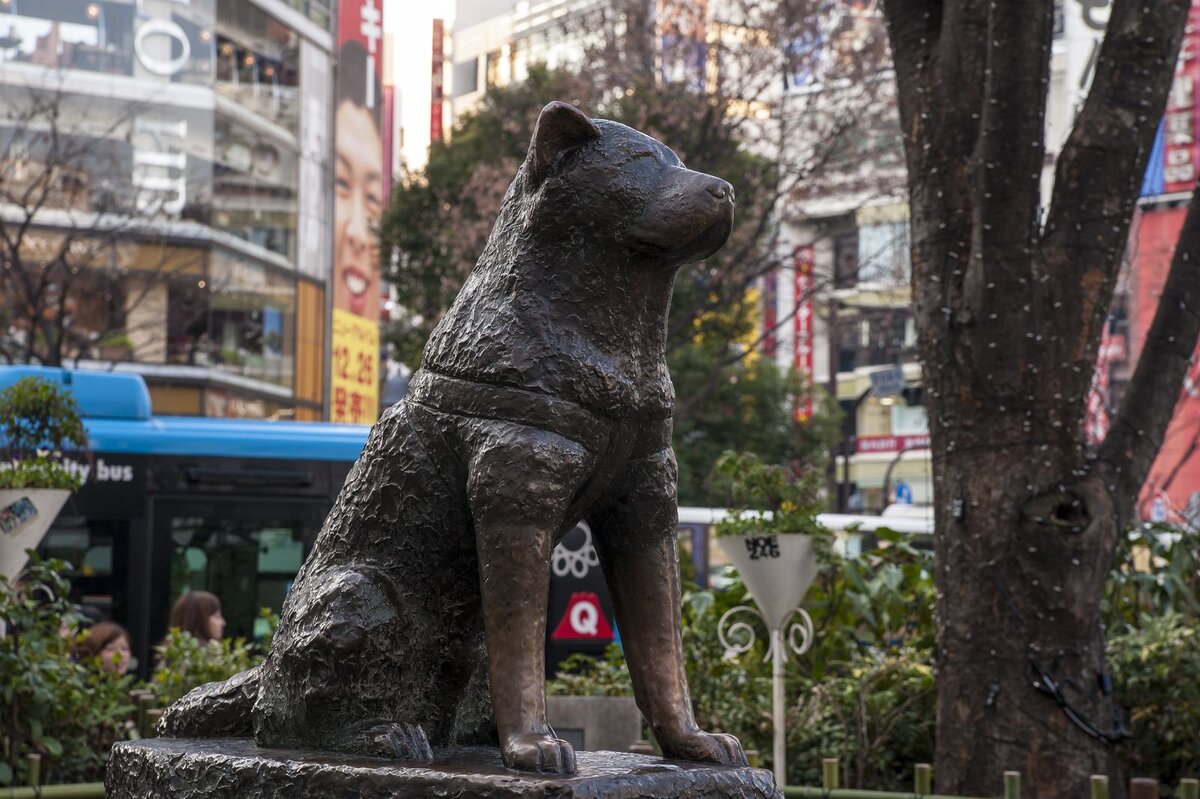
left=159, top=100, right=743, bottom=775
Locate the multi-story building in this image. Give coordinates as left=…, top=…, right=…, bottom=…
left=0, top=0, right=386, bottom=424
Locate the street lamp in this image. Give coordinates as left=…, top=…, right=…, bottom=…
left=715, top=533, right=819, bottom=788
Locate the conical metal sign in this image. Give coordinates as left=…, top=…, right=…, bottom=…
left=716, top=533, right=818, bottom=630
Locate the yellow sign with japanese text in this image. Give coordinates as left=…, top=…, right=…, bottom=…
left=330, top=308, right=379, bottom=425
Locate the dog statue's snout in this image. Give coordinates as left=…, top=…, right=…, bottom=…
left=707, top=180, right=734, bottom=203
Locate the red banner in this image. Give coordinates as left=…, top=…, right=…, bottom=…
left=793, top=245, right=815, bottom=422
left=856, top=434, right=931, bottom=454
left=431, top=19, right=445, bottom=143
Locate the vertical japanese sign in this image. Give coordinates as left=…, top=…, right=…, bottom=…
left=762, top=270, right=778, bottom=358
left=330, top=0, right=384, bottom=424
left=793, top=245, right=815, bottom=422
left=1164, top=1, right=1200, bottom=193
left=431, top=19, right=445, bottom=143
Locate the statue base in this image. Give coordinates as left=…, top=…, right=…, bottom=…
left=106, top=738, right=783, bottom=799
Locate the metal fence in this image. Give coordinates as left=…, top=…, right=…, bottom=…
left=783, top=759, right=1200, bottom=799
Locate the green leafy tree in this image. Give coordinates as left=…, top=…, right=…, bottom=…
left=0, top=554, right=135, bottom=785
left=0, top=376, right=86, bottom=490
left=381, top=0, right=885, bottom=499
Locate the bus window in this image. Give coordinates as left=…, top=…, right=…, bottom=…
left=41, top=515, right=131, bottom=630
left=152, top=499, right=326, bottom=646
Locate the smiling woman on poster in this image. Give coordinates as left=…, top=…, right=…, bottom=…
left=333, top=39, right=382, bottom=319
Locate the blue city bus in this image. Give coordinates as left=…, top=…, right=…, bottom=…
left=1, top=366, right=369, bottom=675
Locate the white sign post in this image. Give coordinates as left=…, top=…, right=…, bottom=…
left=715, top=533, right=819, bottom=788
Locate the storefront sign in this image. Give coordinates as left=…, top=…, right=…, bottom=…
left=856, top=434, right=930, bottom=454
left=331, top=309, right=379, bottom=425
left=869, top=365, right=906, bottom=398
left=793, top=245, right=815, bottom=421
left=551, top=592, right=614, bottom=641
left=546, top=523, right=617, bottom=669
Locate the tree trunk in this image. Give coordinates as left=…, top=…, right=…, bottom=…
left=878, top=0, right=1200, bottom=794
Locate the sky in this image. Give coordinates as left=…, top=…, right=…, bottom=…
left=384, top=0, right=456, bottom=173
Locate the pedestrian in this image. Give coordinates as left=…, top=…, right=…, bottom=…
left=168, top=591, right=226, bottom=645
left=76, top=621, right=135, bottom=675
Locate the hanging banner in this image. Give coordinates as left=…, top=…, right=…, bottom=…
left=431, top=19, right=445, bottom=143
left=793, top=245, right=815, bottom=422
left=330, top=0, right=385, bottom=423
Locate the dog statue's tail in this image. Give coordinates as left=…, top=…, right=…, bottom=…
left=157, top=665, right=260, bottom=738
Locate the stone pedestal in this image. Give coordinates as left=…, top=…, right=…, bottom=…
left=106, top=738, right=783, bottom=799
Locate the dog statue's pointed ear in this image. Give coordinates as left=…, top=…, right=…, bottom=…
left=526, top=101, right=600, bottom=188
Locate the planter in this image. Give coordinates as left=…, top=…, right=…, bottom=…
left=0, top=488, right=71, bottom=580
left=715, top=532, right=818, bottom=630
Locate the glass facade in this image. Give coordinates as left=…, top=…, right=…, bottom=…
left=0, top=0, right=214, bottom=83
left=0, top=0, right=334, bottom=416
left=215, top=0, right=301, bottom=132
left=213, top=115, right=299, bottom=259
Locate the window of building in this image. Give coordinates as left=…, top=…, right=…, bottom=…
left=891, top=403, right=928, bottom=435
left=857, top=220, right=911, bottom=285
left=485, top=49, right=503, bottom=88
left=0, top=1, right=212, bottom=84
left=208, top=252, right=296, bottom=387
left=213, top=116, right=298, bottom=260
left=165, top=252, right=296, bottom=388
left=833, top=231, right=858, bottom=287
left=215, top=0, right=302, bottom=132
left=453, top=58, right=479, bottom=96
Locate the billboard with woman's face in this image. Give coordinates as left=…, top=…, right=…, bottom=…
left=330, top=0, right=384, bottom=424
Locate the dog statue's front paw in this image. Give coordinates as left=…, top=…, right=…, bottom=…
left=501, top=730, right=577, bottom=774
left=660, top=728, right=747, bottom=767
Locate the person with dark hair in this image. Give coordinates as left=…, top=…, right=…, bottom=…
left=77, top=621, right=135, bottom=675
left=169, top=591, right=226, bottom=645
left=333, top=38, right=384, bottom=319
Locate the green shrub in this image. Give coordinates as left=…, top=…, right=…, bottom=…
left=546, top=645, right=631, bottom=697
left=1108, top=613, right=1200, bottom=795
left=0, top=554, right=135, bottom=785
left=545, top=540, right=937, bottom=784
left=786, top=649, right=935, bottom=790
left=1105, top=523, right=1200, bottom=629
left=711, top=450, right=826, bottom=538
left=150, top=629, right=262, bottom=705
